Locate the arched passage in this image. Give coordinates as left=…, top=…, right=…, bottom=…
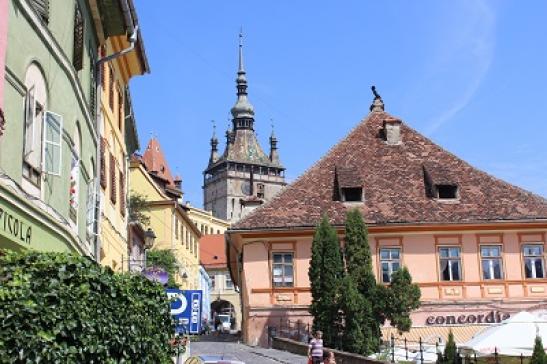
left=211, top=299, right=237, bottom=332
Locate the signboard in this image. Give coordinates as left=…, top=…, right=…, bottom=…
left=143, top=266, right=169, bottom=285
left=425, top=310, right=510, bottom=325
left=166, top=289, right=202, bottom=334
left=0, top=205, right=32, bottom=246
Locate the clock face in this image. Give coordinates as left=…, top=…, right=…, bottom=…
left=241, top=182, right=251, bottom=195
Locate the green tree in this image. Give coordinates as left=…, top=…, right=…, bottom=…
left=531, top=335, right=546, bottom=364
left=343, top=208, right=381, bottom=352
left=384, top=267, right=421, bottom=332
left=308, top=215, right=344, bottom=348
left=437, top=330, right=459, bottom=364
left=147, top=249, right=179, bottom=288
left=128, top=191, right=150, bottom=226
left=340, top=276, right=370, bottom=355
left=0, top=250, right=173, bottom=363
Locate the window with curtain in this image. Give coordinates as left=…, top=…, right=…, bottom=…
left=481, top=245, right=503, bottom=280
left=523, top=245, right=545, bottom=279
left=380, top=247, right=401, bottom=283
left=439, top=247, right=462, bottom=281
left=272, top=253, right=294, bottom=287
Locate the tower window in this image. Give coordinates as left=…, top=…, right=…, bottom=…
left=257, top=183, right=265, bottom=198
left=436, top=184, right=458, bottom=199
left=341, top=187, right=363, bottom=202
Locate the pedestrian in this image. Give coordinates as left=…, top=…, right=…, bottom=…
left=307, top=330, right=323, bottom=364
left=323, top=350, right=336, bottom=364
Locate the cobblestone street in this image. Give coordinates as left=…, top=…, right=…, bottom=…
left=188, top=334, right=307, bottom=363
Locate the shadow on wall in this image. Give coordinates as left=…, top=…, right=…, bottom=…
left=249, top=311, right=313, bottom=348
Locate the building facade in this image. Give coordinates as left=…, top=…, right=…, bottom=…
left=201, top=234, right=242, bottom=332
left=1, top=0, right=106, bottom=255
left=129, top=138, right=202, bottom=289
left=97, top=5, right=149, bottom=271
left=185, top=204, right=230, bottom=236
left=0, top=0, right=7, bottom=127
left=227, top=91, right=547, bottom=346
left=203, top=35, right=286, bottom=223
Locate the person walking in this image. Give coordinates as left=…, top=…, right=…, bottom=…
left=308, top=331, right=324, bottom=364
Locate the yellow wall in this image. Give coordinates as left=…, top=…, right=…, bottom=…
left=186, top=205, right=230, bottom=236
left=129, top=161, right=201, bottom=289
left=98, top=39, right=131, bottom=272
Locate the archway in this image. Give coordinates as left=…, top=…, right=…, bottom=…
left=211, top=299, right=236, bottom=332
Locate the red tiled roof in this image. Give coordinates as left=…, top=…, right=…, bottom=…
left=200, top=234, right=227, bottom=269
left=142, top=138, right=176, bottom=188
left=232, top=111, right=547, bottom=230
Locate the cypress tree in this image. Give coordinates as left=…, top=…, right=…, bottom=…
left=340, top=276, right=369, bottom=355
left=385, top=267, right=421, bottom=332
left=309, top=215, right=344, bottom=348
left=531, top=335, right=545, bottom=364
left=441, top=330, right=458, bottom=364
left=343, top=208, right=381, bottom=352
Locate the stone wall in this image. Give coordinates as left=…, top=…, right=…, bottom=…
left=272, top=337, right=387, bottom=364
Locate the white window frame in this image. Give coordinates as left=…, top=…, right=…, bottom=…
left=272, top=252, right=294, bottom=288
left=439, top=246, right=462, bottom=281
left=523, top=244, right=545, bottom=279
left=480, top=245, right=503, bottom=280
left=24, top=85, right=37, bottom=157
left=42, top=111, right=63, bottom=176
left=380, top=247, right=401, bottom=283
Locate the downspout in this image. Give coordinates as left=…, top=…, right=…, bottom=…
left=93, top=0, right=138, bottom=261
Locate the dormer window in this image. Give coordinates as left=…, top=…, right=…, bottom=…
left=335, top=165, right=363, bottom=202
left=341, top=187, right=363, bottom=202
left=436, top=184, right=458, bottom=199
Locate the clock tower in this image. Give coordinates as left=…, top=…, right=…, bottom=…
left=203, top=34, right=286, bottom=223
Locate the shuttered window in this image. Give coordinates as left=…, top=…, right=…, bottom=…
left=119, top=170, right=126, bottom=215
left=100, top=46, right=106, bottom=87
left=99, top=138, right=107, bottom=189
left=30, top=0, right=49, bottom=24
left=118, top=88, right=124, bottom=130
left=88, top=44, right=96, bottom=119
left=108, top=66, right=114, bottom=110
left=110, top=153, right=116, bottom=204
left=72, top=3, right=84, bottom=71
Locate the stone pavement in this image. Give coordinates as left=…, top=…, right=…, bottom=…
left=188, top=334, right=307, bottom=363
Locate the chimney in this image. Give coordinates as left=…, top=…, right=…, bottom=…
left=383, top=117, right=402, bottom=145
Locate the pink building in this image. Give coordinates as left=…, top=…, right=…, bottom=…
left=226, top=91, right=547, bottom=347
left=0, top=0, right=7, bottom=133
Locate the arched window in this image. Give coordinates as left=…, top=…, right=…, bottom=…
left=22, top=63, right=47, bottom=192
left=86, top=157, right=96, bottom=241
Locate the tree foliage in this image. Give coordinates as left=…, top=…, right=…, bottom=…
left=0, top=250, right=173, bottom=363
left=531, top=335, right=546, bottom=364
left=309, top=215, right=344, bottom=348
left=437, top=330, right=459, bottom=364
left=384, top=267, right=421, bottom=332
left=147, top=249, right=180, bottom=288
left=339, top=276, right=369, bottom=355
left=128, top=191, right=150, bottom=226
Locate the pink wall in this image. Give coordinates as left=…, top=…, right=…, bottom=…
left=239, top=228, right=547, bottom=345
left=0, top=0, right=7, bottom=109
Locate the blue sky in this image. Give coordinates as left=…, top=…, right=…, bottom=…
left=131, top=0, right=547, bottom=207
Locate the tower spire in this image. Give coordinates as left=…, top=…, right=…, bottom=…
left=269, top=119, right=279, bottom=164
left=209, top=120, right=219, bottom=164
left=231, top=29, right=255, bottom=127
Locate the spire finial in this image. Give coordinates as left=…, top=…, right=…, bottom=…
left=370, top=85, right=385, bottom=112
left=270, top=118, right=276, bottom=137
left=238, top=28, right=245, bottom=73
left=211, top=119, right=217, bottom=138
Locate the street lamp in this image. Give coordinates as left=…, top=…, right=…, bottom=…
left=143, top=228, right=156, bottom=269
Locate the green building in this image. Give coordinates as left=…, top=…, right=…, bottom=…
left=0, top=0, right=139, bottom=256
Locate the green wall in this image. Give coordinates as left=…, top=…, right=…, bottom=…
left=1, top=0, right=100, bottom=254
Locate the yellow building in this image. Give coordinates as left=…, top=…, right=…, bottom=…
left=184, top=204, right=230, bottom=236
left=97, top=3, right=149, bottom=271
left=129, top=139, right=201, bottom=289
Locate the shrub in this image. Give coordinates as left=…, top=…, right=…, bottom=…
left=0, top=250, right=173, bottom=363
left=531, top=335, right=545, bottom=364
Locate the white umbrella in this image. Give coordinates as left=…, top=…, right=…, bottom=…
left=461, top=311, right=547, bottom=356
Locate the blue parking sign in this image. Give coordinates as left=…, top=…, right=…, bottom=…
left=166, top=289, right=202, bottom=334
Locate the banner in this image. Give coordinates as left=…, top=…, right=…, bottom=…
left=166, top=289, right=202, bottom=334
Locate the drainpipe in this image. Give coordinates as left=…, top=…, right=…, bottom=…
left=93, top=0, right=138, bottom=262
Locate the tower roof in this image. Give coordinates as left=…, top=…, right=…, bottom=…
left=142, top=137, right=177, bottom=188
left=231, top=92, right=547, bottom=230
left=206, top=33, right=284, bottom=171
